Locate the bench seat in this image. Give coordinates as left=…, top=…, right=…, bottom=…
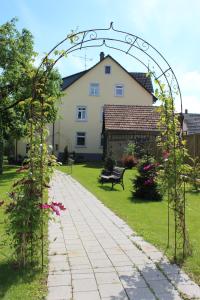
left=100, top=167, right=126, bottom=190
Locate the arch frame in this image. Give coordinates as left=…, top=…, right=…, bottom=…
left=33, top=22, right=187, bottom=262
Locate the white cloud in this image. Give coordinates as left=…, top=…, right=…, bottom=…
left=182, top=95, right=200, bottom=113
left=177, top=70, right=200, bottom=113
left=179, top=71, right=200, bottom=95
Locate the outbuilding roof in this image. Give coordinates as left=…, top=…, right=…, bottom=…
left=104, top=104, right=160, bottom=131
left=183, top=113, right=200, bottom=134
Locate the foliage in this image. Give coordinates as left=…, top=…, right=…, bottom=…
left=6, top=133, right=59, bottom=266
left=62, top=145, right=69, bottom=165
left=156, top=86, right=191, bottom=259
left=0, top=166, right=48, bottom=299
left=1, top=20, right=63, bottom=267
left=0, top=18, right=35, bottom=174
left=124, top=142, right=135, bottom=156
left=187, top=157, right=200, bottom=192
left=0, top=18, right=62, bottom=173
left=122, top=142, right=137, bottom=168
left=133, top=155, right=162, bottom=200
left=104, top=157, right=115, bottom=173
left=122, top=155, right=138, bottom=169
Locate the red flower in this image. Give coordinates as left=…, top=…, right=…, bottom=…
left=39, top=203, right=50, bottom=209
left=162, top=150, right=170, bottom=160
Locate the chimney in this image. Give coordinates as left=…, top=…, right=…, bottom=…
left=185, top=109, right=188, bottom=114
left=100, top=52, right=104, bottom=61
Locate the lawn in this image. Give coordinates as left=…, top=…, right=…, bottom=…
left=58, top=162, right=200, bottom=285
left=0, top=166, right=47, bottom=300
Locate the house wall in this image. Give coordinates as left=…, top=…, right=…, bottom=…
left=55, top=56, right=153, bottom=160
left=185, top=133, right=200, bottom=158
left=17, top=56, right=153, bottom=160
left=106, top=130, right=159, bottom=161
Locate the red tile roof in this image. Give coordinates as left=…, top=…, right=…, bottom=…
left=104, top=105, right=160, bottom=131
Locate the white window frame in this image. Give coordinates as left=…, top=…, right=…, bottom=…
left=76, top=106, right=87, bottom=121
left=105, top=65, right=111, bottom=74
left=76, top=132, right=86, bottom=147
left=115, top=84, right=124, bottom=97
left=89, top=83, right=99, bottom=96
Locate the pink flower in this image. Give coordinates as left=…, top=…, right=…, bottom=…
left=52, top=202, right=66, bottom=211
left=162, top=150, right=170, bottom=160
left=144, top=178, right=154, bottom=185
left=143, top=164, right=152, bottom=171
left=39, top=201, right=66, bottom=216
left=50, top=204, right=60, bottom=216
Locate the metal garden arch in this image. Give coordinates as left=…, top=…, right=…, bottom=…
left=33, top=22, right=188, bottom=261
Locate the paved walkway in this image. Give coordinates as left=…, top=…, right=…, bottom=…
left=47, top=171, right=200, bottom=300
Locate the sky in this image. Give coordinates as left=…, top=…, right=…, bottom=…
left=1, top=0, right=200, bottom=113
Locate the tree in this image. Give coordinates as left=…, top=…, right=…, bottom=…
left=0, top=19, right=62, bottom=173
left=0, top=18, right=35, bottom=173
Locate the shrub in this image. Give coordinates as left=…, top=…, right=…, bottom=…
left=62, top=145, right=69, bottom=165
left=104, top=157, right=115, bottom=172
left=188, top=157, right=200, bottom=192
left=122, top=155, right=138, bottom=169
left=124, top=142, right=135, bottom=156
left=133, top=155, right=162, bottom=201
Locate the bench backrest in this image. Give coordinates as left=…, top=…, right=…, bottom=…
left=112, top=167, right=125, bottom=178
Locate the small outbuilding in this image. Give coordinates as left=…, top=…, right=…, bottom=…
left=103, top=104, right=161, bottom=160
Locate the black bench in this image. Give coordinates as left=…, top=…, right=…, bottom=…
left=100, top=167, right=126, bottom=190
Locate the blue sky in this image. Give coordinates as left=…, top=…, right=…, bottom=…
left=1, top=0, right=200, bottom=112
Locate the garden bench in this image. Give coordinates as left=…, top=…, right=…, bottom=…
left=100, top=166, right=126, bottom=190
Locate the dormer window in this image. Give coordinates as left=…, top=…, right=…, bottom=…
left=105, top=65, right=111, bottom=74
left=115, top=84, right=124, bottom=97
left=89, top=83, right=99, bottom=96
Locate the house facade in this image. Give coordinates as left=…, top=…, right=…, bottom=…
left=50, top=53, right=155, bottom=161
left=17, top=53, right=155, bottom=161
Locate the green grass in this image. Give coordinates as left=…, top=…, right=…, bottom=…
left=0, top=166, right=47, bottom=300
left=58, top=162, right=200, bottom=285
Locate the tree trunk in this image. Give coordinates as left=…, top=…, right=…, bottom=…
left=0, top=112, right=4, bottom=174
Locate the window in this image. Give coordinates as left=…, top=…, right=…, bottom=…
left=105, top=65, right=111, bottom=74
left=76, top=132, right=86, bottom=146
left=76, top=106, right=87, bottom=121
left=115, top=84, right=124, bottom=97
left=89, top=83, right=99, bottom=96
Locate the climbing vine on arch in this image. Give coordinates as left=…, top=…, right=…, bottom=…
left=155, top=84, right=191, bottom=261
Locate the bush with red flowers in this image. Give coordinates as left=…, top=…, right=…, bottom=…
left=122, top=155, right=138, bottom=169
left=133, top=155, right=162, bottom=201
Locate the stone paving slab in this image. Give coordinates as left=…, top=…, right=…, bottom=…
left=47, top=171, right=200, bottom=300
